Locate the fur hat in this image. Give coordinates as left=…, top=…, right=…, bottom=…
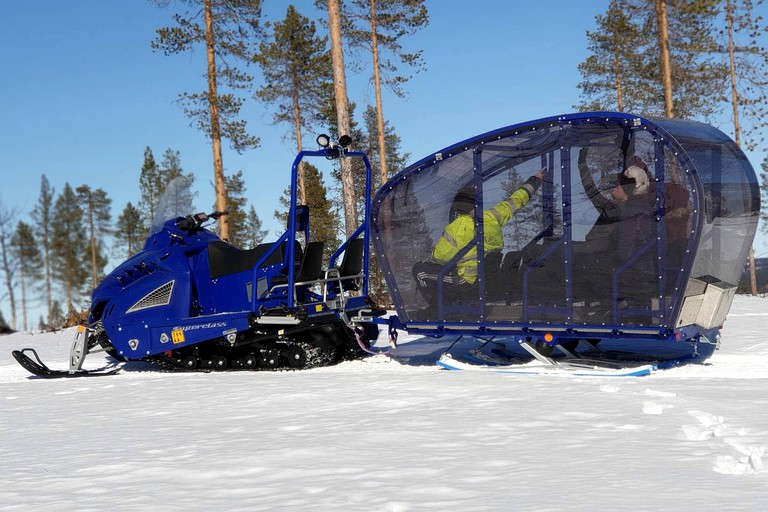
left=620, top=157, right=651, bottom=195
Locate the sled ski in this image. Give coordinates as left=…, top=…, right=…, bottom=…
left=438, top=352, right=655, bottom=377
left=12, top=348, right=120, bottom=379
left=439, top=339, right=657, bottom=377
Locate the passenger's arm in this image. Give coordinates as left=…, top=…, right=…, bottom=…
left=487, top=169, right=544, bottom=227
left=578, top=148, right=615, bottom=213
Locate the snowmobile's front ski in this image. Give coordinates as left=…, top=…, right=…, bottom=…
left=12, top=348, right=120, bottom=379
left=437, top=352, right=655, bottom=377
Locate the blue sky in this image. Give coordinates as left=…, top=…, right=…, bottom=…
left=1, top=0, right=766, bottom=256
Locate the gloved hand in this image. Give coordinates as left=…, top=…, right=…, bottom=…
left=523, top=167, right=546, bottom=196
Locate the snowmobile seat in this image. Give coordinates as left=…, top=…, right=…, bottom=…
left=277, top=240, right=304, bottom=276
left=207, top=241, right=283, bottom=279
left=337, top=238, right=365, bottom=291
left=297, top=241, right=325, bottom=282
left=271, top=241, right=325, bottom=286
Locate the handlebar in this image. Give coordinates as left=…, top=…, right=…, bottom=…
left=175, top=210, right=229, bottom=233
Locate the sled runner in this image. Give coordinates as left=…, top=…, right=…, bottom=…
left=437, top=353, right=656, bottom=377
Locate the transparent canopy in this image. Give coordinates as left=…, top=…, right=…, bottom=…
left=371, top=113, right=760, bottom=334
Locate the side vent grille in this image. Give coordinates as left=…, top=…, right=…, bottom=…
left=127, top=281, right=175, bottom=313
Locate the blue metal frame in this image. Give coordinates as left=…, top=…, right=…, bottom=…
left=89, top=144, right=375, bottom=361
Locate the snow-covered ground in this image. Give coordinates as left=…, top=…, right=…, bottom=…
left=2, top=295, right=767, bottom=511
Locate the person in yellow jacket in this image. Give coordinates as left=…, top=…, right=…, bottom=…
left=430, top=167, right=546, bottom=285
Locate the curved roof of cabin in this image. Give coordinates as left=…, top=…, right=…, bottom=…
left=381, top=112, right=755, bottom=184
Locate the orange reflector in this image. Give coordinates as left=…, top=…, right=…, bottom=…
left=544, top=333, right=553, bottom=342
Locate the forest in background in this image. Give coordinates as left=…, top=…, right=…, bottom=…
left=1, top=0, right=768, bottom=332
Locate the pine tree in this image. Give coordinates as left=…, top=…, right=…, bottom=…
left=31, top=175, right=54, bottom=325
left=160, top=148, right=185, bottom=181
left=670, top=0, right=726, bottom=118
left=320, top=99, right=369, bottom=228
left=275, top=162, right=341, bottom=261
left=718, top=0, right=768, bottom=152
left=579, top=0, right=727, bottom=119
left=340, top=0, right=428, bottom=186
left=139, top=146, right=162, bottom=221
left=304, top=163, right=342, bottom=257
left=718, top=0, right=768, bottom=294
left=576, top=0, right=649, bottom=111
left=115, top=202, right=147, bottom=259
left=10, top=221, right=42, bottom=332
left=153, top=175, right=198, bottom=228
left=254, top=5, right=333, bottom=205
left=242, top=205, right=269, bottom=250
left=51, top=184, right=88, bottom=314
left=363, top=103, right=411, bottom=300
left=331, top=102, right=411, bottom=229
left=0, top=200, right=19, bottom=330
left=152, top=0, right=263, bottom=241
left=324, top=0, right=358, bottom=237
left=219, top=170, right=249, bottom=246
left=139, top=146, right=197, bottom=225
left=160, top=150, right=197, bottom=217
left=638, top=0, right=727, bottom=118
left=761, top=154, right=768, bottom=232
left=362, top=104, right=409, bottom=181
left=76, top=185, right=112, bottom=290
left=654, top=0, right=675, bottom=116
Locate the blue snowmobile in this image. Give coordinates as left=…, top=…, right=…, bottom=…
left=13, top=135, right=383, bottom=377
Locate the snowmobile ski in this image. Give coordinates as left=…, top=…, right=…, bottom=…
left=12, top=348, right=121, bottom=379
left=437, top=352, right=655, bottom=377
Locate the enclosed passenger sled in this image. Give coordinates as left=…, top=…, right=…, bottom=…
left=13, top=135, right=384, bottom=378
left=370, top=112, right=760, bottom=376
